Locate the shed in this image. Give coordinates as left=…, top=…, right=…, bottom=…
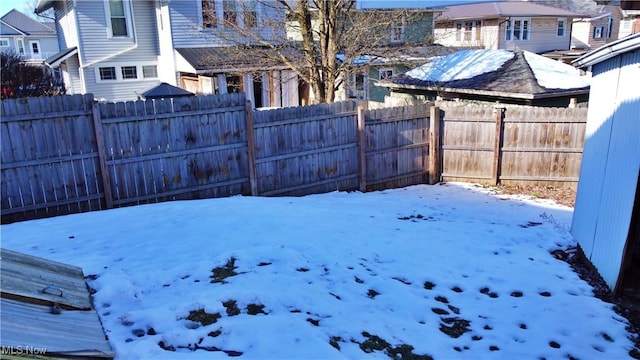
left=377, top=49, right=590, bottom=107
left=571, top=33, right=640, bottom=294
left=0, top=248, right=114, bottom=358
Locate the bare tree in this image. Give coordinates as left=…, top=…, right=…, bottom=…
left=202, top=0, right=435, bottom=103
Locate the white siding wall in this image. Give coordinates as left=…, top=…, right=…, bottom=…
left=54, top=0, right=78, bottom=50
left=571, top=48, right=640, bottom=290
left=571, top=21, right=591, bottom=49
left=75, top=0, right=161, bottom=101
left=436, top=18, right=571, bottom=52
left=168, top=0, right=286, bottom=48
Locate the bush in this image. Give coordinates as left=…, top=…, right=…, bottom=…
left=1, top=51, right=65, bottom=99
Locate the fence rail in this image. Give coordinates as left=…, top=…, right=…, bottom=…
left=1, top=94, right=587, bottom=223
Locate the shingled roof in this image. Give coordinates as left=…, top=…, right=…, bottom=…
left=436, top=1, right=582, bottom=20
left=176, top=46, right=303, bottom=74
left=0, top=9, right=55, bottom=36
left=378, top=49, right=589, bottom=100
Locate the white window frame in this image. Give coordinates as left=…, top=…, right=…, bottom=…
left=104, top=0, right=134, bottom=38
left=94, top=62, right=158, bottom=83
left=505, top=17, right=531, bottom=41
left=455, top=20, right=482, bottom=42
left=557, top=18, right=566, bottom=37
left=391, top=16, right=405, bottom=43
left=29, top=40, right=41, bottom=57
left=15, top=38, right=25, bottom=55
left=593, top=26, right=603, bottom=39
left=378, top=68, right=395, bottom=80
left=0, top=38, right=9, bottom=47
left=607, top=17, right=613, bottom=38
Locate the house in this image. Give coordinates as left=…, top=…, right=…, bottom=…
left=433, top=1, right=582, bottom=54
left=35, top=0, right=301, bottom=106
left=337, top=3, right=437, bottom=102
left=0, top=9, right=58, bottom=64
left=619, top=0, right=640, bottom=38
left=570, top=33, right=640, bottom=295
left=376, top=48, right=590, bottom=107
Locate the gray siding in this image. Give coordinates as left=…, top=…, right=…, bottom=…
left=169, top=0, right=286, bottom=47
left=76, top=0, right=161, bottom=101
left=54, top=0, right=78, bottom=50
left=571, top=47, right=640, bottom=290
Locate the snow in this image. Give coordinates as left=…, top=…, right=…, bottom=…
left=1, top=183, right=634, bottom=360
left=523, top=50, right=591, bottom=89
left=405, top=49, right=514, bottom=82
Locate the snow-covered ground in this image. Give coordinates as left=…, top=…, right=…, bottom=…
left=1, top=183, right=634, bottom=359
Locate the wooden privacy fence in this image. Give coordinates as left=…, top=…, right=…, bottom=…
left=439, top=104, right=587, bottom=187
left=1, top=94, right=439, bottom=222
left=1, top=94, right=586, bottom=223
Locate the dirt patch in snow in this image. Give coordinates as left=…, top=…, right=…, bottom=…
left=494, top=184, right=576, bottom=208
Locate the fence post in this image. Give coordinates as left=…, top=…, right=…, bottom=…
left=492, top=107, right=506, bottom=185
left=245, top=100, right=259, bottom=196
left=429, top=106, right=441, bottom=185
left=357, top=106, right=367, bottom=192
left=92, top=103, right=114, bottom=209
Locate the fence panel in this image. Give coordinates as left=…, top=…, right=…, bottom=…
left=1, top=94, right=102, bottom=222
left=440, top=105, right=496, bottom=182
left=363, top=103, right=431, bottom=190
left=252, top=101, right=359, bottom=196
left=97, top=93, right=250, bottom=206
left=500, top=106, right=586, bottom=186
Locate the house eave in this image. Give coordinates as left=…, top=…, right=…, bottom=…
left=380, top=82, right=588, bottom=100
left=573, top=33, right=640, bottom=68
left=35, top=0, right=56, bottom=14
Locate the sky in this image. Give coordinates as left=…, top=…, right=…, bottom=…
left=1, top=182, right=635, bottom=359
left=0, top=0, right=37, bottom=18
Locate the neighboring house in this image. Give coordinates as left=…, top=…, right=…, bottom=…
left=0, top=9, right=58, bottom=64
left=376, top=49, right=590, bottom=107
left=433, top=1, right=582, bottom=53
left=523, top=0, right=622, bottom=50
left=338, top=5, right=436, bottom=102
left=35, top=0, right=301, bottom=106
left=571, top=33, right=640, bottom=294
left=618, top=0, right=640, bottom=38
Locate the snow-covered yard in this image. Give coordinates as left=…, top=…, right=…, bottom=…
left=1, top=182, right=634, bottom=359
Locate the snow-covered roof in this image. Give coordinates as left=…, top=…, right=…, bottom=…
left=379, top=48, right=590, bottom=99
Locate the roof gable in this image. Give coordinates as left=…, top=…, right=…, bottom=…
left=0, top=9, right=55, bottom=36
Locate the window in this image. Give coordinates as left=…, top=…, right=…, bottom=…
left=557, top=18, right=566, bottom=36
left=121, top=66, right=137, bottom=79
left=506, top=18, right=530, bottom=41
left=16, top=39, right=25, bottom=55
left=99, top=67, right=117, bottom=80
left=607, top=17, right=613, bottom=38
left=243, top=0, right=257, bottom=28
left=142, top=65, right=158, bottom=78
left=455, top=21, right=481, bottom=42
left=96, top=63, right=157, bottom=82
left=223, top=0, right=237, bottom=26
left=107, top=0, right=130, bottom=37
left=29, top=41, right=41, bottom=57
left=391, top=17, right=405, bottom=42
left=593, top=26, right=603, bottom=39
left=0, top=38, right=9, bottom=47
left=202, top=0, right=217, bottom=28
left=379, top=68, right=394, bottom=80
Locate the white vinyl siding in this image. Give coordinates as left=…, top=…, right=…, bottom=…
left=105, top=0, right=133, bottom=38
left=173, top=0, right=285, bottom=47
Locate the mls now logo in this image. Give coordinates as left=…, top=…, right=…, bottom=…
left=1, top=346, right=47, bottom=356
